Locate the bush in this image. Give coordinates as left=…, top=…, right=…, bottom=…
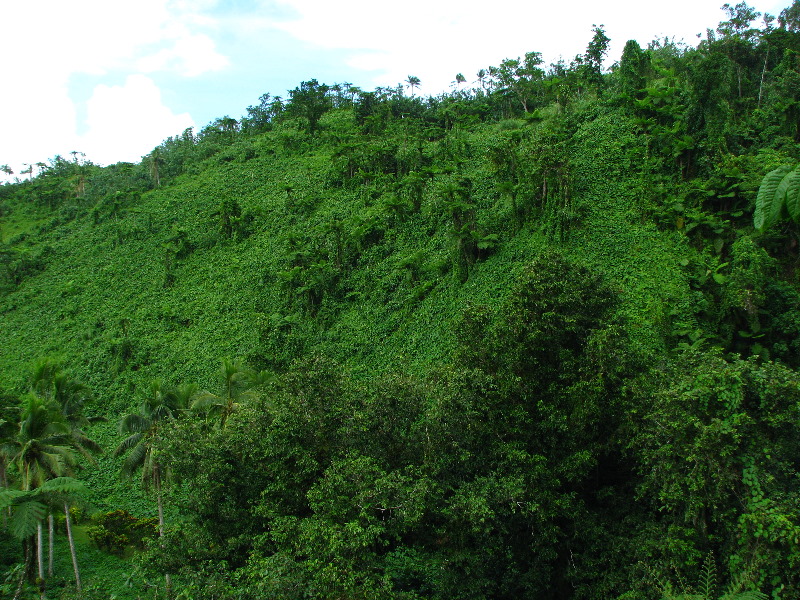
left=88, top=510, right=158, bottom=554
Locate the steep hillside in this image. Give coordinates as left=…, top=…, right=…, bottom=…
left=3, top=10, right=800, bottom=599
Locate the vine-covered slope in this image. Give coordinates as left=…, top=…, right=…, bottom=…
left=3, top=6, right=800, bottom=599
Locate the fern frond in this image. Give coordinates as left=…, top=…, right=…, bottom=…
left=699, top=553, right=717, bottom=600
left=9, top=499, right=47, bottom=540
left=34, top=476, right=87, bottom=496
left=720, top=566, right=768, bottom=600
left=0, top=489, right=27, bottom=510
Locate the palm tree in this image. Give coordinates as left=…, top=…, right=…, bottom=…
left=1, top=397, right=17, bottom=524
left=26, top=359, right=102, bottom=580
left=149, top=148, right=163, bottom=188
left=476, top=69, right=488, bottom=92
left=405, top=75, right=421, bottom=97
left=0, top=477, right=88, bottom=596
left=115, top=380, right=191, bottom=595
left=10, top=395, right=80, bottom=590
left=115, top=381, right=188, bottom=538
left=191, top=358, right=266, bottom=428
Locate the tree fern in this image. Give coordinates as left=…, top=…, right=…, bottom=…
left=0, top=477, right=86, bottom=540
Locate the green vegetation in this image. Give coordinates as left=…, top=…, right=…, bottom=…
left=3, top=3, right=800, bottom=598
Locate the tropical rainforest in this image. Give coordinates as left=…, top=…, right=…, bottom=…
left=3, top=3, right=800, bottom=598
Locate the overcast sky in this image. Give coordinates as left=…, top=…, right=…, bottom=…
left=0, top=0, right=791, bottom=180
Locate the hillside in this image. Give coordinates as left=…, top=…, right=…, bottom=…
left=3, top=6, right=800, bottom=599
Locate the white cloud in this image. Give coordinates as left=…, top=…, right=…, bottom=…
left=137, top=31, right=230, bottom=77
left=79, top=75, right=195, bottom=164
left=0, top=0, right=227, bottom=173
left=0, top=0, right=792, bottom=181
left=267, top=0, right=788, bottom=95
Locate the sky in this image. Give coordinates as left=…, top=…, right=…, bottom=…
left=0, top=0, right=791, bottom=181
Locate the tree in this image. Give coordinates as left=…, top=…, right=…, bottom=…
left=717, top=2, right=761, bottom=40
left=243, top=93, right=283, bottom=133
left=0, top=398, right=16, bottom=530
left=0, top=477, right=88, bottom=596
left=491, top=52, right=545, bottom=113
left=9, top=395, right=85, bottom=591
left=115, top=381, right=189, bottom=539
left=778, top=0, right=800, bottom=31
left=405, top=75, right=421, bottom=96
left=617, top=39, right=647, bottom=101
left=115, top=380, right=193, bottom=595
left=191, top=359, right=266, bottom=428
left=476, top=68, right=488, bottom=91
left=14, top=360, right=101, bottom=589
left=288, top=79, right=331, bottom=135
left=584, top=24, right=610, bottom=90
left=149, top=148, right=163, bottom=188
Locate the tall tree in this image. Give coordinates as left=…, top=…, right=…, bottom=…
left=0, top=478, right=88, bottom=596
left=287, top=79, right=331, bottom=135
left=115, top=380, right=191, bottom=595
left=191, top=359, right=265, bottom=428
left=115, top=381, right=188, bottom=538
left=405, top=75, right=421, bottom=96
left=10, top=395, right=78, bottom=590
left=584, top=24, right=610, bottom=91
left=779, top=0, right=800, bottom=31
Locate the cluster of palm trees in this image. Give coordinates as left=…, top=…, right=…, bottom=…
left=1, top=357, right=267, bottom=597
left=115, top=358, right=268, bottom=538
left=113, top=359, right=268, bottom=595
left=0, top=359, right=100, bottom=597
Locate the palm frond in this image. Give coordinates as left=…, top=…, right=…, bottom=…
left=191, top=392, right=223, bottom=413
left=120, top=413, right=152, bottom=434
left=121, top=441, right=148, bottom=479
left=114, top=432, right=144, bottom=457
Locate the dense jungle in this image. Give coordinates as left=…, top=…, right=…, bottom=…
left=3, top=3, right=800, bottom=598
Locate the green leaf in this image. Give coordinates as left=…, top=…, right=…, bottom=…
left=754, top=164, right=792, bottom=231
left=34, top=476, right=87, bottom=497
left=10, top=500, right=47, bottom=540
left=0, top=489, right=27, bottom=510
left=784, top=166, right=800, bottom=223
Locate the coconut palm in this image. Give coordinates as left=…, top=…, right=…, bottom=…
left=1, top=412, right=16, bottom=535
left=12, top=395, right=77, bottom=492
left=10, top=395, right=82, bottom=591
left=191, top=358, right=266, bottom=428
left=115, top=380, right=191, bottom=596
left=405, top=75, right=421, bottom=97
left=0, top=477, right=88, bottom=592
left=26, top=359, right=102, bottom=580
left=114, top=380, right=188, bottom=538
